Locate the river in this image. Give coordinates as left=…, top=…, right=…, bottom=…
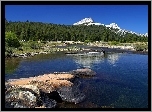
left=5, top=51, right=148, bottom=108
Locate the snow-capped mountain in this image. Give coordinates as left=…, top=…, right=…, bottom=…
left=73, top=18, right=148, bottom=37
left=73, top=17, right=93, bottom=25
left=73, top=17, right=103, bottom=26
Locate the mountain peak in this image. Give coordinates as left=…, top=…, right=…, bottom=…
left=73, top=17, right=148, bottom=37
left=105, top=23, right=120, bottom=29
left=73, top=18, right=102, bottom=26
left=73, top=18, right=94, bottom=25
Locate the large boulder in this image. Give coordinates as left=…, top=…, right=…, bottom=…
left=5, top=85, right=58, bottom=108
left=5, top=84, right=40, bottom=96
left=5, top=72, right=89, bottom=108
left=5, top=85, right=39, bottom=108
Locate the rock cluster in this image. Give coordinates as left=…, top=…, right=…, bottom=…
left=5, top=69, right=96, bottom=108
left=5, top=85, right=40, bottom=108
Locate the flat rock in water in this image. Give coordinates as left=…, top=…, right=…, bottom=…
left=5, top=73, right=76, bottom=108
left=5, top=72, right=89, bottom=107
left=71, top=68, right=96, bottom=77
left=5, top=73, right=74, bottom=93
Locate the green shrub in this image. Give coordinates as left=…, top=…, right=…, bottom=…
left=18, top=47, right=23, bottom=51
left=109, top=41, right=120, bottom=45
left=5, top=31, right=21, bottom=48
left=5, top=46, right=13, bottom=57
left=41, top=41, right=47, bottom=44
left=84, top=40, right=90, bottom=43
left=134, top=44, right=148, bottom=51
left=30, top=41, right=40, bottom=49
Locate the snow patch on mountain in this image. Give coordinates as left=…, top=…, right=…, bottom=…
left=73, top=18, right=148, bottom=37
left=73, top=17, right=102, bottom=26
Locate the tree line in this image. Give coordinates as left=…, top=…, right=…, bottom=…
left=5, top=19, right=148, bottom=47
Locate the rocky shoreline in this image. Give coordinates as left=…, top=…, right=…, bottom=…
left=5, top=45, right=148, bottom=59
left=5, top=68, right=96, bottom=108
left=100, top=47, right=148, bottom=55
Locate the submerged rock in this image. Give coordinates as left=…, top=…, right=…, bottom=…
left=57, top=86, right=86, bottom=104
left=57, top=78, right=85, bottom=104
left=71, top=68, right=96, bottom=77
left=40, top=91, right=57, bottom=108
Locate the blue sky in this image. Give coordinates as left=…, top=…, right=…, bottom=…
left=5, top=5, right=148, bottom=34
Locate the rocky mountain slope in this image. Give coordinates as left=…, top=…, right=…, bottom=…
left=73, top=18, right=148, bottom=37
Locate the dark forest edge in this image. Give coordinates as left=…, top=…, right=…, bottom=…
left=5, top=20, right=148, bottom=58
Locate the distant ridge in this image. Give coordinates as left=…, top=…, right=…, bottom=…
left=73, top=18, right=148, bottom=37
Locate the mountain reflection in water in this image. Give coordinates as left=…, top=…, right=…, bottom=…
left=67, top=53, right=122, bottom=68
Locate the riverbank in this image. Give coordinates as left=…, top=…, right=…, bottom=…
left=91, top=46, right=148, bottom=55
left=86, top=41, right=148, bottom=54
left=5, top=41, right=148, bottom=58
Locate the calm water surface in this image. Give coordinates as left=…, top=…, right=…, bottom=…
left=5, top=52, right=148, bottom=108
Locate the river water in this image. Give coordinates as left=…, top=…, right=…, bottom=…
left=5, top=52, right=148, bottom=108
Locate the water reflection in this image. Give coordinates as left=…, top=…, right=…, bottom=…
left=67, top=53, right=123, bottom=68
left=23, top=53, right=66, bottom=62
left=5, top=58, right=21, bottom=74
left=67, top=53, right=105, bottom=68
left=107, top=53, right=122, bottom=65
